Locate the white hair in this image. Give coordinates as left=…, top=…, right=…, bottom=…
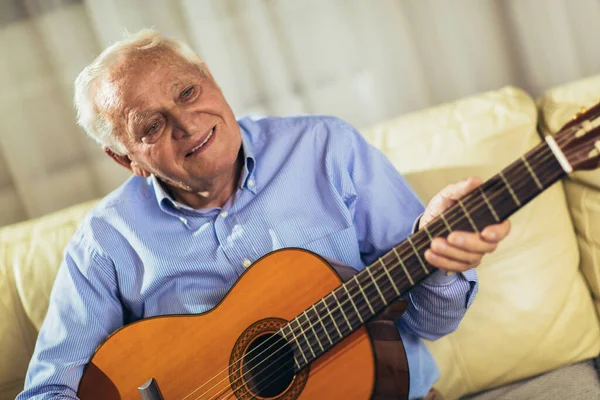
left=73, top=29, right=206, bottom=155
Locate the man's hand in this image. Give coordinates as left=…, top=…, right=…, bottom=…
left=419, top=177, right=511, bottom=274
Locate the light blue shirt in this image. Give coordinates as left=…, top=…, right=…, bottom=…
left=19, top=115, right=477, bottom=399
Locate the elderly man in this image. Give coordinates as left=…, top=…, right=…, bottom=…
left=18, top=30, right=509, bottom=400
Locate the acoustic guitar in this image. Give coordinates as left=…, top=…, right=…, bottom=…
left=78, top=103, right=600, bottom=400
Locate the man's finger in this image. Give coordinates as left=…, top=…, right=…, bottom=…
left=481, top=220, right=511, bottom=243
left=424, top=250, right=472, bottom=272
left=447, top=231, right=498, bottom=253
left=430, top=238, right=484, bottom=265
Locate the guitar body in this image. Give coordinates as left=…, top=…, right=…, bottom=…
left=78, top=248, right=409, bottom=399
left=78, top=101, right=600, bottom=399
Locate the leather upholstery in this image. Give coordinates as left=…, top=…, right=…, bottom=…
left=362, top=86, right=600, bottom=398
left=537, top=73, right=600, bottom=320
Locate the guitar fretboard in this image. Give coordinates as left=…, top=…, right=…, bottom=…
left=280, top=140, right=566, bottom=371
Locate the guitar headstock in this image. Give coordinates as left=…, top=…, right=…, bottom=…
left=555, top=101, right=600, bottom=172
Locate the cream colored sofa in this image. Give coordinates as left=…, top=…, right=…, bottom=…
left=2, top=78, right=600, bottom=400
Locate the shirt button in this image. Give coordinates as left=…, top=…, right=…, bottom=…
left=220, top=211, right=228, bottom=218
left=242, top=259, right=251, bottom=268
left=247, top=179, right=255, bottom=187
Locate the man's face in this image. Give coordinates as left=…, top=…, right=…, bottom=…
left=97, top=47, right=242, bottom=192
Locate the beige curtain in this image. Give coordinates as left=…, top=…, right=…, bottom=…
left=1, top=0, right=599, bottom=226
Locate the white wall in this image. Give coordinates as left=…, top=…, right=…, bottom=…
left=1, top=0, right=600, bottom=225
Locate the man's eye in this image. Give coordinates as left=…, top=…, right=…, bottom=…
left=141, top=121, right=163, bottom=143
left=181, top=87, right=194, bottom=99
left=147, top=122, right=160, bottom=133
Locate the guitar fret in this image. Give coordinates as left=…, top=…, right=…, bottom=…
left=458, top=199, right=479, bottom=232
left=286, top=321, right=309, bottom=364
left=423, top=226, right=434, bottom=241
left=521, top=156, right=543, bottom=190
left=408, top=237, right=429, bottom=274
left=321, top=298, right=343, bottom=338
left=379, top=257, right=400, bottom=296
left=302, top=310, right=324, bottom=352
left=354, top=275, right=375, bottom=314
left=278, top=140, right=568, bottom=375
left=279, top=326, right=302, bottom=370
left=331, top=285, right=360, bottom=330
left=293, top=318, right=316, bottom=359
left=500, top=171, right=521, bottom=206
left=366, top=267, right=387, bottom=305
left=342, top=284, right=364, bottom=323
left=440, top=213, right=452, bottom=232
left=392, top=247, right=414, bottom=285
left=479, top=187, right=500, bottom=222
left=312, top=304, right=333, bottom=345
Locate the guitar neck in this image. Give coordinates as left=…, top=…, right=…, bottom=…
left=282, top=140, right=566, bottom=370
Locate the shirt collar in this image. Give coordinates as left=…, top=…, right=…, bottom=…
left=239, top=126, right=257, bottom=194
left=150, top=123, right=257, bottom=214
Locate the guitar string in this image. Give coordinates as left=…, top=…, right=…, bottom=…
left=236, top=128, right=599, bottom=400
left=192, top=140, right=564, bottom=400
left=194, top=121, right=596, bottom=399
left=191, top=139, right=566, bottom=400
left=218, top=151, right=572, bottom=400
left=211, top=149, right=567, bottom=400
left=200, top=140, right=570, bottom=400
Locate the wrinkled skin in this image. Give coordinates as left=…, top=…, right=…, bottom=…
left=98, top=46, right=242, bottom=209
left=97, top=47, right=510, bottom=274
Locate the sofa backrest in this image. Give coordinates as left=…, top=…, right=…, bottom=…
left=537, top=73, right=600, bottom=323
left=362, top=86, right=599, bottom=398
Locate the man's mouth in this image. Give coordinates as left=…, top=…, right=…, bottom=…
left=186, top=127, right=215, bottom=157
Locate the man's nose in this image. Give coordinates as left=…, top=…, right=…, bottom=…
left=171, top=110, right=198, bottom=140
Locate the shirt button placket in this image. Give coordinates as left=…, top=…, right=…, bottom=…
left=214, top=210, right=246, bottom=274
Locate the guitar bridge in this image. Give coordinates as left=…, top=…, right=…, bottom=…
left=138, top=378, right=164, bottom=400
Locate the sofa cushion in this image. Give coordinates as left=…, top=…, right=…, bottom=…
left=465, top=360, right=600, bottom=399
left=0, top=200, right=97, bottom=399
left=563, top=181, right=600, bottom=325
left=362, top=86, right=600, bottom=399
left=537, top=74, right=600, bottom=319
left=538, top=74, right=600, bottom=189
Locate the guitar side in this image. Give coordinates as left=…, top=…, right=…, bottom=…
left=78, top=248, right=408, bottom=399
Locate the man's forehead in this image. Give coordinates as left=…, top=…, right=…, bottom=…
left=96, top=50, right=198, bottom=114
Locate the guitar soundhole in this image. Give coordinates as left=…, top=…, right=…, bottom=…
left=242, top=333, right=295, bottom=397
left=230, top=318, right=308, bottom=400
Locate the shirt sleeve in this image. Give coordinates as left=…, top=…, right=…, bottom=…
left=17, top=230, right=124, bottom=399
left=332, top=118, right=478, bottom=341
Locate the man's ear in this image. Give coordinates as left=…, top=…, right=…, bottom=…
left=103, top=147, right=150, bottom=177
